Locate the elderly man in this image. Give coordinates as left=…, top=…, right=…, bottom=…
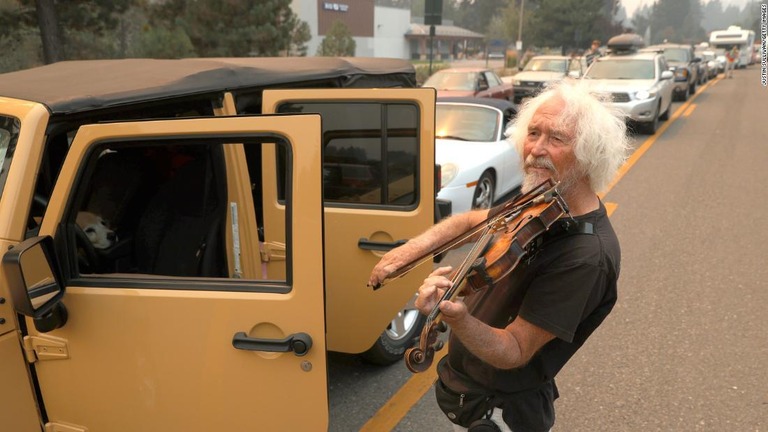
left=369, top=80, right=630, bottom=432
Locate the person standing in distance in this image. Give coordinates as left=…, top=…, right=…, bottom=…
left=369, top=79, right=630, bottom=432
left=585, top=39, right=602, bottom=66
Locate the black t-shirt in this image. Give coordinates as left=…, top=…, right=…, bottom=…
left=438, top=200, right=620, bottom=432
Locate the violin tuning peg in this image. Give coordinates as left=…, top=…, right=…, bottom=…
left=434, top=340, right=445, bottom=351
left=436, top=321, right=448, bottom=332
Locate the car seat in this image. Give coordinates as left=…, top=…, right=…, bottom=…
left=134, top=149, right=227, bottom=277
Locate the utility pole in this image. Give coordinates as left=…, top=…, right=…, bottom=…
left=425, top=0, right=443, bottom=76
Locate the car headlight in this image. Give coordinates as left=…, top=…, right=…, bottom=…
left=634, top=90, right=654, bottom=100
left=513, top=80, right=521, bottom=86
left=440, top=162, right=459, bottom=188
left=674, top=68, right=688, bottom=79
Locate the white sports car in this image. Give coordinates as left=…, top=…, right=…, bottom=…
left=435, top=97, right=524, bottom=214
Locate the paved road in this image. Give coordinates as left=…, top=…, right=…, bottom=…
left=329, top=65, right=767, bottom=432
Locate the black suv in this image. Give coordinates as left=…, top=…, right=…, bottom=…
left=641, top=43, right=701, bottom=101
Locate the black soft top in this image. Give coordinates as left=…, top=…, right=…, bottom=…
left=0, top=57, right=416, bottom=115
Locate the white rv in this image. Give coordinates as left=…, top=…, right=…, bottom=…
left=709, top=26, right=756, bottom=68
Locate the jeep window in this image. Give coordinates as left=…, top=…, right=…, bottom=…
left=68, top=140, right=290, bottom=287
left=586, top=59, right=655, bottom=80
left=0, top=116, right=19, bottom=200
left=273, top=102, right=419, bottom=207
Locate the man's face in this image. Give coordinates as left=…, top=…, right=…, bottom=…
left=521, top=97, right=582, bottom=194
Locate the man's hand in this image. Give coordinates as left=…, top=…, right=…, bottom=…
left=368, top=250, right=404, bottom=288
left=414, top=266, right=467, bottom=324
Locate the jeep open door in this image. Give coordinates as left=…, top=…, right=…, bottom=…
left=260, top=89, right=436, bottom=359
left=3, top=115, right=328, bottom=431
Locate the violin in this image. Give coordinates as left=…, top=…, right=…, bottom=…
left=402, top=179, right=571, bottom=373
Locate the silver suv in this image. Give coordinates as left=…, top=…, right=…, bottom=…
left=640, top=43, right=701, bottom=101
left=584, top=48, right=675, bottom=135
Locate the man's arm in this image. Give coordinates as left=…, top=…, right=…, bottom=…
left=368, top=208, right=490, bottom=288
left=447, top=312, right=556, bottom=370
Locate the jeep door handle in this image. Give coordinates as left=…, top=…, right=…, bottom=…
left=232, top=332, right=313, bottom=356
left=358, top=238, right=407, bottom=251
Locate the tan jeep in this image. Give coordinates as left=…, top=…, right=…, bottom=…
left=0, top=57, right=436, bottom=431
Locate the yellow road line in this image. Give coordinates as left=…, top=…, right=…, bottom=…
left=683, top=103, right=697, bottom=117
left=364, top=74, right=722, bottom=431
left=359, top=351, right=448, bottom=432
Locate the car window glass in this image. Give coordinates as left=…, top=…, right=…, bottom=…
left=273, top=102, right=419, bottom=207
left=663, top=48, right=689, bottom=62
left=484, top=71, right=502, bottom=87
left=69, top=139, right=291, bottom=287
left=586, top=59, right=655, bottom=79
left=436, top=104, right=499, bottom=142
left=424, top=71, right=475, bottom=90
left=0, top=116, right=19, bottom=202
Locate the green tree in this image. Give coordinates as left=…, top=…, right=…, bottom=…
left=316, top=20, right=356, bottom=56
left=453, top=0, right=507, bottom=34
left=528, top=0, right=613, bottom=53
left=146, top=0, right=304, bottom=57
left=648, top=0, right=704, bottom=44
left=289, top=20, right=311, bottom=56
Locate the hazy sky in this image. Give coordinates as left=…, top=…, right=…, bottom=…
left=621, top=0, right=753, bottom=18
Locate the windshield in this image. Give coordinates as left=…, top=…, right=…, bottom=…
left=662, top=48, right=690, bottom=62
left=523, top=59, right=568, bottom=73
left=424, top=71, right=478, bottom=91
left=586, top=59, right=655, bottom=79
left=435, top=104, right=500, bottom=142
left=0, top=116, right=20, bottom=200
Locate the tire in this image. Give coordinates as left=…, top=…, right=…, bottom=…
left=677, top=88, right=688, bottom=102
left=472, top=171, right=495, bottom=210
left=360, top=307, right=426, bottom=365
left=688, top=81, right=696, bottom=96
left=641, top=103, right=659, bottom=135
left=659, top=99, right=670, bottom=121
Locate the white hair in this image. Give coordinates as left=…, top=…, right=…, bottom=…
left=506, top=79, right=630, bottom=193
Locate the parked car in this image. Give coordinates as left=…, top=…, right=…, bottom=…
left=696, top=49, right=720, bottom=79
left=423, top=67, right=514, bottom=101
left=585, top=35, right=675, bottom=135
left=509, top=55, right=588, bottom=103
left=435, top=97, right=523, bottom=213
left=640, top=43, right=701, bottom=101
left=713, top=48, right=728, bottom=74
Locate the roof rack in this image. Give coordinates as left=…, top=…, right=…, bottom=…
left=606, top=33, right=645, bottom=55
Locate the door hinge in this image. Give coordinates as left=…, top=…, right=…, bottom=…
left=45, top=421, right=88, bottom=432
left=260, top=241, right=286, bottom=262
left=23, top=334, right=69, bottom=363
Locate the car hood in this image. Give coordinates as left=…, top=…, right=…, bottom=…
left=586, top=79, right=656, bottom=93
left=513, top=71, right=564, bottom=82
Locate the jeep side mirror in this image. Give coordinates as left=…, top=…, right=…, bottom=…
left=3, top=236, right=67, bottom=332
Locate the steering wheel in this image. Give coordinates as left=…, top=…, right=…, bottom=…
left=74, top=224, right=99, bottom=274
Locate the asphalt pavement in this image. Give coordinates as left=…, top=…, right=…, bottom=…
left=329, top=65, right=767, bottom=432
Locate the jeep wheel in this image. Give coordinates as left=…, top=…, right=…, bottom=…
left=360, top=307, right=426, bottom=365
